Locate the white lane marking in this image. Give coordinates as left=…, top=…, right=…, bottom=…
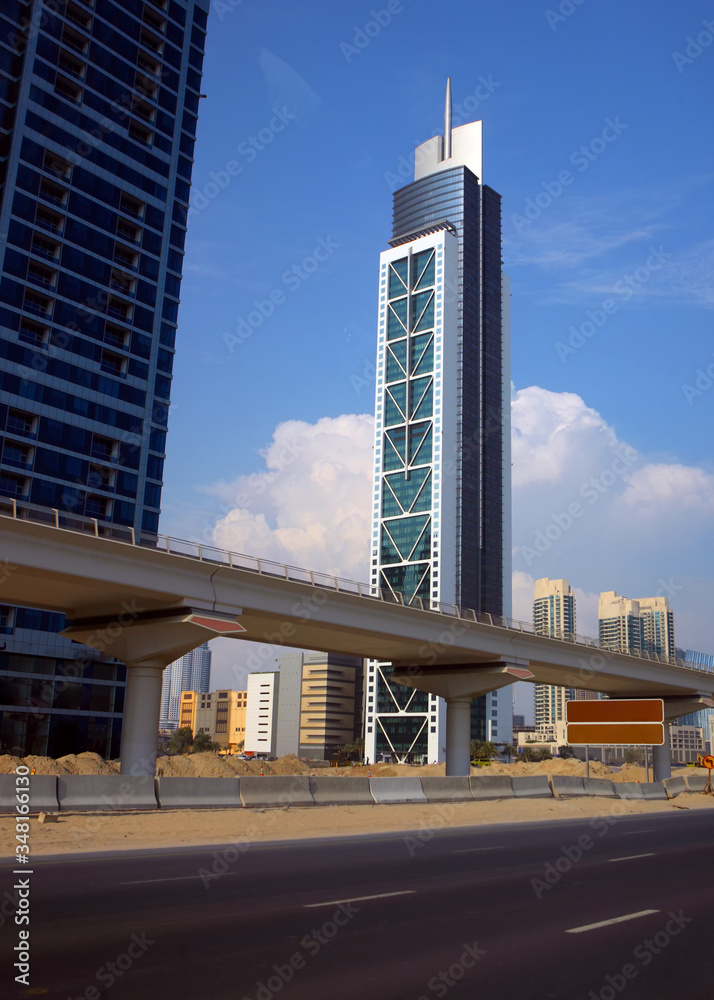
left=304, top=890, right=415, bottom=908
left=621, top=829, right=655, bottom=836
left=566, top=909, right=659, bottom=934
left=121, top=875, right=212, bottom=885
left=453, top=847, right=505, bottom=854
left=607, top=853, right=656, bottom=863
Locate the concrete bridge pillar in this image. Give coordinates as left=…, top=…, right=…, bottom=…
left=445, top=697, right=473, bottom=777
left=652, top=726, right=672, bottom=782
left=119, top=659, right=166, bottom=776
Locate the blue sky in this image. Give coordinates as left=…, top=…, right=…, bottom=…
left=160, top=0, right=714, bottom=699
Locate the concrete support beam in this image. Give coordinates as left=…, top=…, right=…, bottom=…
left=653, top=725, right=672, bottom=782
left=445, top=697, right=472, bottom=777
left=120, top=660, right=165, bottom=776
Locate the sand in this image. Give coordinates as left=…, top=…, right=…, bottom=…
left=1, top=793, right=713, bottom=858
left=0, top=752, right=692, bottom=782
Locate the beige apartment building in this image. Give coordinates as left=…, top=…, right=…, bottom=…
left=598, top=592, right=675, bottom=658
left=179, top=689, right=247, bottom=749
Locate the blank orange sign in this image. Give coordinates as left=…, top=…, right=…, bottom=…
left=566, top=722, right=665, bottom=746
left=566, top=699, right=664, bottom=723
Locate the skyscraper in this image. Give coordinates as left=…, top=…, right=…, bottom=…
left=598, top=592, right=675, bottom=658
left=159, top=641, right=211, bottom=730
left=364, top=81, right=511, bottom=764
left=0, top=0, right=210, bottom=756
left=533, top=578, right=578, bottom=729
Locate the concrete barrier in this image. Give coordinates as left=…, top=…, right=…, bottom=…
left=157, top=777, right=242, bottom=809
left=420, top=777, right=474, bottom=803
left=614, top=782, right=644, bottom=800
left=0, top=774, right=59, bottom=814
left=511, top=776, right=552, bottom=798
left=663, top=776, right=687, bottom=798
left=583, top=778, right=617, bottom=797
left=470, top=775, right=514, bottom=800
left=308, top=777, right=374, bottom=806
left=640, top=781, right=667, bottom=801
left=369, top=778, right=427, bottom=804
left=685, top=772, right=708, bottom=792
left=550, top=775, right=586, bottom=798
left=58, top=775, right=158, bottom=811
left=240, top=775, right=314, bottom=808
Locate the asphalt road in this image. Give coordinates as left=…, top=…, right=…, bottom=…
left=1, top=809, right=712, bottom=1000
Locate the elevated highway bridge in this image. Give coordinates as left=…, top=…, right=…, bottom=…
left=1, top=501, right=712, bottom=778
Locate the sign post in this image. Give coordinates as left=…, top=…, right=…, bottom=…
left=702, top=754, right=714, bottom=794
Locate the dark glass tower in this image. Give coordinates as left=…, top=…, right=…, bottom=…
left=365, top=82, right=511, bottom=763
left=0, top=0, right=209, bottom=757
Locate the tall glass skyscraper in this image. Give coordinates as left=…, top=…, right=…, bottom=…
left=159, top=641, right=211, bottom=730
left=364, top=82, right=512, bottom=764
left=0, top=0, right=209, bottom=757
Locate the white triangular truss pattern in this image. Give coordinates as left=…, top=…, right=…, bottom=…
left=412, top=290, right=434, bottom=332
left=414, top=249, right=435, bottom=289
left=376, top=714, right=428, bottom=763
left=377, top=665, right=420, bottom=713
left=381, top=516, right=430, bottom=562
left=410, top=333, right=433, bottom=375
left=382, top=471, right=431, bottom=517
left=410, top=377, right=433, bottom=419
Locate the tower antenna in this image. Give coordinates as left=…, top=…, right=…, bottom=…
left=444, top=76, right=452, bottom=160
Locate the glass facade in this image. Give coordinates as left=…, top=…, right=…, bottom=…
left=366, top=145, right=508, bottom=764
left=0, top=0, right=209, bottom=757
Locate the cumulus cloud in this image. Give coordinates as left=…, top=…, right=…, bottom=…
left=511, top=385, right=625, bottom=488
left=205, top=413, right=374, bottom=580
left=199, top=387, right=713, bottom=688
left=619, top=463, right=714, bottom=513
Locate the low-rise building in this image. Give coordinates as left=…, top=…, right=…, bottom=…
left=179, top=689, right=247, bottom=750
left=669, top=724, right=704, bottom=765
left=245, top=672, right=280, bottom=756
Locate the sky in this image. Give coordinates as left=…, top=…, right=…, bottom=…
left=159, top=0, right=714, bottom=716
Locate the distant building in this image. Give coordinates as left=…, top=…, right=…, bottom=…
left=179, top=689, right=247, bottom=749
left=512, top=714, right=525, bottom=729
left=598, top=592, right=675, bottom=658
left=159, top=642, right=211, bottom=730
left=276, top=652, right=364, bottom=760
left=532, top=579, right=596, bottom=730
left=533, top=578, right=575, bottom=639
left=244, top=672, right=280, bottom=756
left=669, top=725, right=704, bottom=765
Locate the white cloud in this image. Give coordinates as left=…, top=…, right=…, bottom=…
left=511, top=385, right=624, bottom=488
left=196, top=387, right=713, bottom=664
left=619, top=463, right=714, bottom=514
left=206, top=413, right=374, bottom=580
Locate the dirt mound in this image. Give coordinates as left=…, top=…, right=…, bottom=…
left=477, top=758, right=613, bottom=778
left=269, top=754, right=311, bottom=776
left=56, top=752, right=117, bottom=775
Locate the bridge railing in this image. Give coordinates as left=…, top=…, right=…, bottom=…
left=1, top=497, right=710, bottom=677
